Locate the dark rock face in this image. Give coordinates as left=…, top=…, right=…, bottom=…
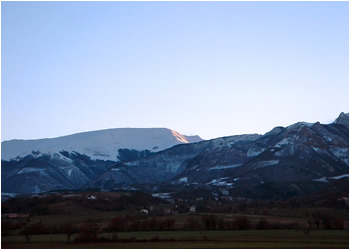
left=1, top=152, right=114, bottom=194
left=2, top=113, right=348, bottom=199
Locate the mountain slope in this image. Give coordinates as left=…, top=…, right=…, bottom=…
left=1, top=128, right=202, bottom=194
left=88, top=113, right=349, bottom=199
left=2, top=114, right=348, bottom=198
left=88, top=134, right=261, bottom=189
left=2, top=128, right=202, bottom=162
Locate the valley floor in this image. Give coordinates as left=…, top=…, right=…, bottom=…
left=2, top=230, right=349, bottom=249
left=2, top=191, right=348, bottom=249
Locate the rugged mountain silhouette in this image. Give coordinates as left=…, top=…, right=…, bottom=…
left=1, top=113, right=348, bottom=199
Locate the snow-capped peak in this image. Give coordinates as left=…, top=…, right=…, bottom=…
left=1, top=128, right=203, bottom=162
left=334, top=112, right=349, bottom=127
left=170, top=130, right=189, bottom=143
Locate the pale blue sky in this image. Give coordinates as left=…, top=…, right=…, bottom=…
left=2, top=1, right=349, bottom=141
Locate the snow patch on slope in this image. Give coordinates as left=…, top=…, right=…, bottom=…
left=287, top=122, right=313, bottom=131
left=17, top=168, right=47, bottom=175
left=207, top=177, right=233, bottom=186
left=329, top=147, right=348, bottom=158
left=209, top=164, right=242, bottom=171
left=254, top=160, right=279, bottom=168
left=312, top=177, right=328, bottom=183
left=178, top=177, right=188, bottom=183
left=247, top=148, right=265, bottom=157
left=329, top=174, right=349, bottom=180
left=313, top=174, right=348, bottom=182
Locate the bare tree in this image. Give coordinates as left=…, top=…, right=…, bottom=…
left=61, top=223, right=76, bottom=242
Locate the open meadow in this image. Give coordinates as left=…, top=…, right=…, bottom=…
left=1, top=191, right=349, bottom=249
left=2, top=230, right=348, bottom=248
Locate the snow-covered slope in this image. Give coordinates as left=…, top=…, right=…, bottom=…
left=88, top=113, right=349, bottom=196
left=1, top=128, right=203, bottom=161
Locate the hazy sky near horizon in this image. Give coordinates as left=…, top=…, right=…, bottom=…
left=2, top=1, right=349, bottom=141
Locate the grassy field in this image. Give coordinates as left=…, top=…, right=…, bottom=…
left=2, top=230, right=349, bottom=249
left=27, top=210, right=308, bottom=230
left=2, top=192, right=348, bottom=248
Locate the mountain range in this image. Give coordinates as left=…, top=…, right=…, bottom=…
left=1, top=128, right=202, bottom=194
left=1, top=113, right=348, bottom=200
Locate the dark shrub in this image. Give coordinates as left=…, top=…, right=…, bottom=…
left=60, top=223, right=77, bottom=242
left=185, top=216, right=201, bottom=230
left=20, top=222, right=47, bottom=235
left=256, top=219, right=272, bottom=230
left=234, top=216, right=251, bottom=230
left=75, top=223, right=100, bottom=243
left=161, top=218, right=176, bottom=231
left=201, top=214, right=218, bottom=230
left=108, top=216, right=127, bottom=232
left=151, top=236, right=160, bottom=242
